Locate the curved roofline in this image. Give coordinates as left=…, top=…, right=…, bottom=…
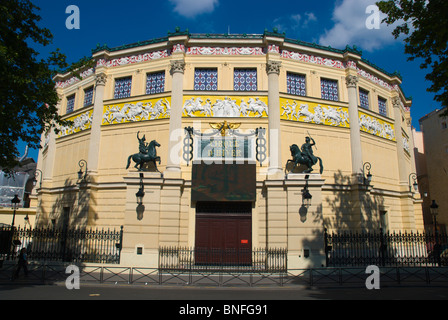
left=56, top=28, right=409, bottom=100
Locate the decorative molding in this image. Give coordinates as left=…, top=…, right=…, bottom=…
left=268, top=44, right=280, bottom=53
left=281, top=50, right=344, bottom=69
left=96, top=50, right=169, bottom=68
left=172, top=44, right=186, bottom=53
left=186, top=47, right=264, bottom=56
left=55, top=68, right=95, bottom=88
left=356, top=66, right=393, bottom=90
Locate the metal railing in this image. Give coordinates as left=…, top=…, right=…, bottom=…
left=0, top=226, right=123, bottom=264
left=325, top=229, right=448, bottom=267
left=159, top=247, right=288, bottom=273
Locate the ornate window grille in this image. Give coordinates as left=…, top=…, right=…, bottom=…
left=378, top=97, right=387, bottom=116
left=359, top=89, right=369, bottom=109
left=146, top=71, right=165, bottom=94
left=234, top=68, right=257, bottom=91
left=114, top=76, right=132, bottom=99
left=83, top=87, right=94, bottom=107
left=194, top=68, right=218, bottom=91
left=287, top=72, right=306, bottom=96
left=321, top=78, right=339, bottom=101
left=66, top=94, right=75, bottom=113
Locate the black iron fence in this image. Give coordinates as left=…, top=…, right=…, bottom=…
left=0, top=226, right=123, bottom=264
left=325, top=229, right=448, bottom=267
left=159, top=247, right=288, bottom=273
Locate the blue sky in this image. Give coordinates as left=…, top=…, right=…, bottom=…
left=21, top=0, right=441, bottom=161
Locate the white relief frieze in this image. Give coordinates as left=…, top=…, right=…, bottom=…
left=102, top=98, right=171, bottom=125
left=281, top=100, right=349, bottom=127
left=187, top=47, right=264, bottom=56
left=358, top=113, right=395, bottom=141
left=183, top=96, right=268, bottom=118
left=58, top=111, right=93, bottom=137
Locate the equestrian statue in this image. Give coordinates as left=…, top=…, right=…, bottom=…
left=286, top=136, right=323, bottom=174
left=126, top=131, right=161, bottom=171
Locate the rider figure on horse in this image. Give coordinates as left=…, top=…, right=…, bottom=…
left=138, top=133, right=149, bottom=155
left=301, top=136, right=317, bottom=166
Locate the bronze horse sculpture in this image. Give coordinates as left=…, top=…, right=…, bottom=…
left=286, top=142, right=323, bottom=174
left=126, top=132, right=161, bottom=171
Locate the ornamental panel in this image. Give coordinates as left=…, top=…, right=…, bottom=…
left=182, top=95, right=268, bottom=118
left=280, top=98, right=349, bottom=128
left=358, top=110, right=395, bottom=141
left=57, top=110, right=93, bottom=138
left=102, top=96, right=171, bottom=125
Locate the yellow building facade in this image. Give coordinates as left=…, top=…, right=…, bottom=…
left=35, top=30, right=423, bottom=269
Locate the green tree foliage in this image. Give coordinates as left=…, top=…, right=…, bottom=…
left=0, top=0, right=71, bottom=172
left=377, top=0, right=448, bottom=115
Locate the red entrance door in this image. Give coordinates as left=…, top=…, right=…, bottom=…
left=195, top=202, right=252, bottom=265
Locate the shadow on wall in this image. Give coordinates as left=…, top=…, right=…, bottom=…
left=36, top=177, right=97, bottom=229
left=298, top=170, right=385, bottom=266
left=323, top=170, right=384, bottom=232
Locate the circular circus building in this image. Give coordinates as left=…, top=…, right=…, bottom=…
left=36, top=29, right=423, bottom=269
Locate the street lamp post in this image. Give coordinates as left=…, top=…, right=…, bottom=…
left=11, top=194, right=21, bottom=227
left=362, top=162, right=372, bottom=186
left=33, top=169, right=43, bottom=189
left=77, top=159, right=88, bottom=181
left=8, top=195, right=21, bottom=260
left=430, top=200, right=441, bottom=266
left=408, top=173, right=418, bottom=193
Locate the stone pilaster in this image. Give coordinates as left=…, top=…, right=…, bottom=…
left=87, top=72, right=107, bottom=176
left=345, top=75, right=363, bottom=183
left=266, top=60, right=282, bottom=178
left=392, top=96, right=407, bottom=186
left=165, top=60, right=185, bottom=178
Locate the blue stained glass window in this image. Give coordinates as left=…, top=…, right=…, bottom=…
left=84, top=87, right=94, bottom=107
left=321, top=78, right=339, bottom=101
left=287, top=73, right=306, bottom=96
left=114, top=76, right=132, bottom=99
left=234, top=69, right=257, bottom=91
left=194, top=68, right=218, bottom=91
left=359, top=89, right=369, bottom=109
left=378, top=97, right=387, bottom=116
left=66, top=94, right=75, bottom=113
left=146, top=71, right=165, bottom=94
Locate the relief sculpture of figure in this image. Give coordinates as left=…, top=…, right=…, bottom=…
left=286, top=136, right=323, bottom=174
left=126, top=131, right=161, bottom=171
